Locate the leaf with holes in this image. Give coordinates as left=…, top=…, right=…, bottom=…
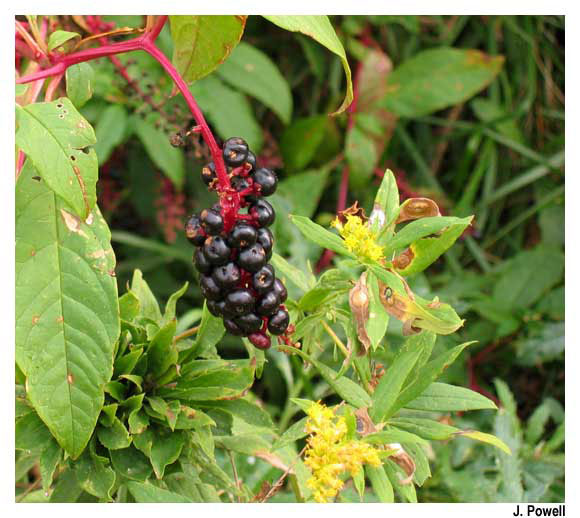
left=15, top=162, right=119, bottom=459
left=169, top=15, right=246, bottom=83
left=15, top=97, right=98, bottom=218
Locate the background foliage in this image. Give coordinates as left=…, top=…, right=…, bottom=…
left=15, top=14, right=564, bottom=503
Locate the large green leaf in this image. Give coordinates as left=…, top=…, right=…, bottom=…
left=371, top=169, right=399, bottom=237
left=383, top=48, right=504, bottom=117
left=190, top=75, right=263, bottom=152
left=94, top=104, right=128, bottom=164
left=217, top=41, right=292, bottom=123
left=289, top=215, right=354, bottom=257
left=127, top=481, right=193, bottom=503
left=16, top=162, right=119, bottom=458
left=65, top=63, right=94, bottom=108
left=15, top=97, right=98, bottom=218
left=134, top=118, right=184, bottom=188
left=263, top=15, right=353, bottom=115
left=280, top=116, right=328, bottom=172
left=404, top=382, right=497, bottom=411
left=169, top=15, right=246, bottom=83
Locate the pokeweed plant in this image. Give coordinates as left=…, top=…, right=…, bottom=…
left=15, top=14, right=510, bottom=503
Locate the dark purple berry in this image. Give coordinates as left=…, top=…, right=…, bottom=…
left=268, top=308, right=290, bottom=335
left=235, top=313, right=262, bottom=333
left=212, top=262, right=241, bottom=290
left=201, top=162, right=217, bottom=186
left=245, top=151, right=257, bottom=172
left=200, top=208, right=224, bottom=235
left=223, top=137, right=249, bottom=167
left=228, top=222, right=257, bottom=249
left=200, top=275, right=222, bottom=300
left=256, top=290, right=280, bottom=316
left=225, top=289, right=255, bottom=316
left=231, top=176, right=251, bottom=193
left=272, top=278, right=288, bottom=303
left=256, top=227, right=274, bottom=259
left=253, top=265, right=275, bottom=294
left=203, top=236, right=231, bottom=265
left=253, top=168, right=277, bottom=197
left=248, top=332, right=271, bottom=350
left=224, top=318, right=245, bottom=336
left=250, top=199, right=275, bottom=227
left=193, top=247, right=212, bottom=274
left=238, top=243, right=267, bottom=273
left=185, top=214, right=206, bottom=246
left=207, top=299, right=226, bottom=317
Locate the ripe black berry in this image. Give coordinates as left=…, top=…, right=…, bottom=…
left=256, top=290, right=280, bottom=316
left=245, top=151, right=257, bottom=172
left=225, top=289, right=255, bottom=316
left=224, top=318, right=245, bottom=336
left=235, top=313, right=262, bottom=333
left=238, top=243, right=267, bottom=273
left=185, top=214, right=206, bottom=246
left=228, top=222, right=258, bottom=249
left=256, top=227, right=274, bottom=259
left=200, top=208, right=224, bottom=235
left=203, top=236, right=231, bottom=265
left=207, top=299, right=227, bottom=317
left=253, top=168, right=277, bottom=196
left=253, top=265, right=275, bottom=294
left=212, top=262, right=241, bottom=290
left=223, top=137, right=249, bottom=167
left=268, top=308, right=290, bottom=335
left=248, top=331, right=271, bottom=350
left=200, top=275, right=222, bottom=301
left=194, top=247, right=212, bottom=274
left=231, top=176, right=251, bottom=193
left=201, top=162, right=216, bottom=186
left=250, top=199, right=275, bottom=227
left=272, top=278, right=288, bottom=303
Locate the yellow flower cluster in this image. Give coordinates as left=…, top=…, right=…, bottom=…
left=332, top=214, right=385, bottom=263
left=304, top=402, right=381, bottom=503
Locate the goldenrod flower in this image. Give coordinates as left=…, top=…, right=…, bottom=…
left=331, top=214, right=384, bottom=263
left=304, top=402, right=381, bottom=503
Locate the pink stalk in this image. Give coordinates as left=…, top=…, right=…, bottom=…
left=45, top=73, right=63, bottom=102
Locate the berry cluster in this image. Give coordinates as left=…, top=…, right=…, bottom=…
left=185, top=137, right=289, bottom=349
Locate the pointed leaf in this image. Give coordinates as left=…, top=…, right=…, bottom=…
left=404, top=382, right=498, bottom=411
left=127, top=481, right=193, bottom=503
left=289, top=215, right=354, bottom=257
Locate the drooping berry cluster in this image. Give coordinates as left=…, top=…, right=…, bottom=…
left=185, top=137, right=290, bottom=349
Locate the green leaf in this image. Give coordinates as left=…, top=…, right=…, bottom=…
left=389, top=417, right=459, bottom=440
left=16, top=163, right=119, bottom=459
left=493, top=247, right=564, bottom=311
left=276, top=169, right=329, bottom=219
left=404, top=382, right=498, bottom=412
left=160, top=359, right=255, bottom=401
left=162, top=281, right=189, bottom=326
left=272, top=417, right=308, bottom=451
left=383, top=48, right=504, bottom=117
left=217, top=41, right=292, bottom=123
left=130, top=269, right=162, bottom=322
left=392, top=342, right=475, bottom=415
left=278, top=345, right=372, bottom=408
left=15, top=411, right=53, bottom=452
left=385, top=216, right=472, bottom=256
left=263, top=15, right=353, bottom=115
left=289, top=215, right=354, bottom=257
left=16, top=98, right=98, bottom=218
left=148, top=320, right=178, bottom=378
left=118, top=290, right=140, bottom=322
left=190, top=75, right=263, bottom=151
left=455, top=430, right=511, bottom=455
left=393, top=217, right=474, bottom=276
left=110, top=446, right=153, bottom=482
left=134, top=118, right=184, bottom=188
left=127, top=481, right=193, bottom=503
left=370, top=344, right=423, bottom=422
left=169, top=15, right=246, bottom=83
left=73, top=442, right=116, bottom=501
left=65, top=63, right=94, bottom=108
left=384, top=461, right=417, bottom=502
left=47, top=30, right=80, bottom=51
left=363, top=428, right=428, bottom=446
left=280, top=116, right=327, bottom=172
left=366, top=465, right=394, bottom=502
left=366, top=272, right=390, bottom=349
left=371, top=169, right=399, bottom=237
left=149, top=429, right=185, bottom=479
left=94, top=104, right=128, bottom=164
left=186, top=301, right=225, bottom=359
left=271, top=253, right=312, bottom=292
left=97, top=418, right=131, bottom=450
left=39, top=437, right=63, bottom=493
left=345, top=123, right=378, bottom=184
